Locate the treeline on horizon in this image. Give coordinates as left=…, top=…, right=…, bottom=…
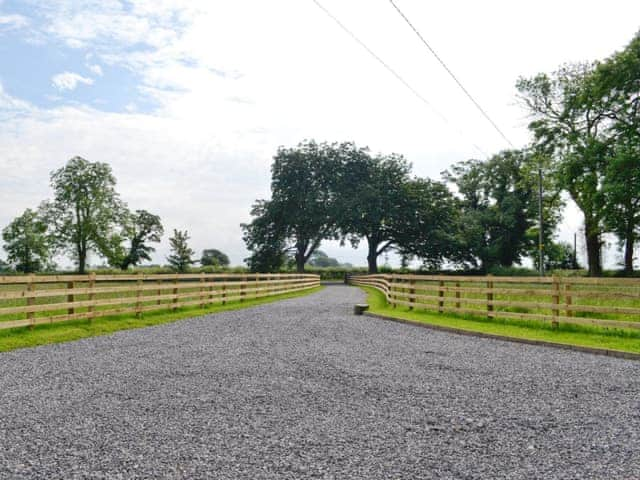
left=243, top=32, right=640, bottom=276
left=1, top=32, right=638, bottom=277
left=0, top=157, right=231, bottom=275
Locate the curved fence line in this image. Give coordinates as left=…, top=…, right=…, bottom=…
left=348, top=274, right=640, bottom=330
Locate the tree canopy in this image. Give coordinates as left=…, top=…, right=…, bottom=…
left=42, top=156, right=126, bottom=274
left=167, top=229, right=195, bottom=273
left=2, top=208, right=51, bottom=273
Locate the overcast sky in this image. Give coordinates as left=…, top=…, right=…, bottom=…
left=1, top=0, right=639, bottom=268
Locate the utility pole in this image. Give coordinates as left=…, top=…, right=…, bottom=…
left=538, top=166, right=544, bottom=277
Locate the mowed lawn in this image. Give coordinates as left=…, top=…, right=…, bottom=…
left=361, top=286, right=640, bottom=354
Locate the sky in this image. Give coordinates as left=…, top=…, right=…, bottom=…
left=1, top=0, right=639, bottom=269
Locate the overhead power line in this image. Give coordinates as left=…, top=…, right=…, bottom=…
left=389, top=0, right=515, bottom=148
left=310, top=0, right=488, bottom=158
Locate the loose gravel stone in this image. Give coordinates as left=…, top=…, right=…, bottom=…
left=0, top=285, right=639, bottom=479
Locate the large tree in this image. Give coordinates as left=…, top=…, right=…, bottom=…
left=443, top=150, right=560, bottom=271
left=334, top=151, right=412, bottom=273
left=102, top=210, right=164, bottom=270
left=2, top=208, right=51, bottom=273
left=394, top=178, right=461, bottom=269
left=243, top=140, right=339, bottom=272
left=596, top=33, right=640, bottom=273
left=517, top=64, right=611, bottom=275
left=242, top=200, right=289, bottom=272
left=43, top=156, right=125, bottom=273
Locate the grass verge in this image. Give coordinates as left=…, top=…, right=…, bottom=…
left=0, top=286, right=323, bottom=353
left=359, top=286, right=640, bottom=355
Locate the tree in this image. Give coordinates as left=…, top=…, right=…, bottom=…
left=595, top=33, right=640, bottom=274
left=334, top=151, right=412, bottom=273
left=167, top=229, right=195, bottom=272
left=2, top=208, right=51, bottom=273
left=43, top=156, right=125, bottom=274
left=201, top=249, right=230, bottom=267
left=243, top=140, right=339, bottom=273
left=395, top=178, right=461, bottom=269
left=443, top=150, right=560, bottom=271
left=517, top=64, right=611, bottom=275
left=0, top=258, right=9, bottom=273
left=308, top=250, right=340, bottom=267
left=112, top=210, right=164, bottom=270
left=531, top=240, right=578, bottom=272
left=602, top=143, right=640, bottom=274
left=242, top=200, right=289, bottom=273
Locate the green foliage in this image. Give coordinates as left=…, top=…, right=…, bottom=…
left=116, top=210, right=164, bottom=270
left=443, top=150, right=561, bottom=271
left=529, top=240, right=578, bottom=272
left=1, top=209, right=51, bottom=273
left=243, top=140, right=340, bottom=272
left=167, top=229, right=195, bottom=272
left=201, top=249, right=230, bottom=267
left=595, top=34, right=640, bottom=273
left=517, top=64, right=611, bottom=276
left=308, top=250, right=340, bottom=267
left=395, top=178, right=461, bottom=269
left=43, top=156, right=126, bottom=274
left=334, top=149, right=412, bottom=273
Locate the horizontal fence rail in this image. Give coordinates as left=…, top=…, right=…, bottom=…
left=348, top=274, right=640, bottom=331
left=0, top=273, right=320, bottom=330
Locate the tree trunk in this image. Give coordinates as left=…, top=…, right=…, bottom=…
left=367, top=241, right=379, bottom=274
left=584, top=226, right=602, bottom=277
left=78, top=241, right=87, bottom=274
left=624, top=230, right=635, bottom=275
left=295, top=251, right=305, bottom=273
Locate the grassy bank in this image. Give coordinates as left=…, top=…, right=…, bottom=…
left=359, top=286, right=640, bottom=354
left=0, top=286, right=323, bottom=353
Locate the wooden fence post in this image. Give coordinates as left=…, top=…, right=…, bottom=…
left=392, top=276, right=397, bottom=308
left=172, top=276, right=178, bottom=312
left=199, top=272, right=205, bottom=309
left=135, top=273, right=143, bottom=318
left=240, top=276, right=246, bottom=303
left=455, top=280, right=461, bottom=311
left=88, top=272, right=96, bottom=323
left=67, top=280, right=75, bottom=315
left=157, top=280, right=162, bottom=306
left=565, top=282, right=572, bottom=318
left=438, top=280, right=445, bottom=314
left=486, top=274, right=494, bottom=318
left=409, top=279, right=416, bottom=311
left=27, top=274, right=35, bottom=329
left=222, top=283, right=227, bottom=305
left=552, top=275, right=560, bottom=329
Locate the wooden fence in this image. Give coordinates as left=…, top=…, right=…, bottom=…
left=0, top=273, right=320, bottom=330
left=349, top=274, right=640, bottom=330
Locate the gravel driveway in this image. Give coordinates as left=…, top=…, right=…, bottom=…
left=1, top=285, right=639, bottom=479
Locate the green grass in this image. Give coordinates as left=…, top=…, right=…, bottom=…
left=359, top=286, right=640, bottom=354
left=0, top=286, right=323, bottom=353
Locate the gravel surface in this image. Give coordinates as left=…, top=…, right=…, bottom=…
left=1, top=285, right=639, bottom=479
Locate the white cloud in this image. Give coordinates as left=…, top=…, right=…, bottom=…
left=3, top=0, right=640, bottom=268
left=0, top=14, right=28, bottom=30
left=87, top=64, right=103, bottom=76
left=51, top=72, right=94, bottom=91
